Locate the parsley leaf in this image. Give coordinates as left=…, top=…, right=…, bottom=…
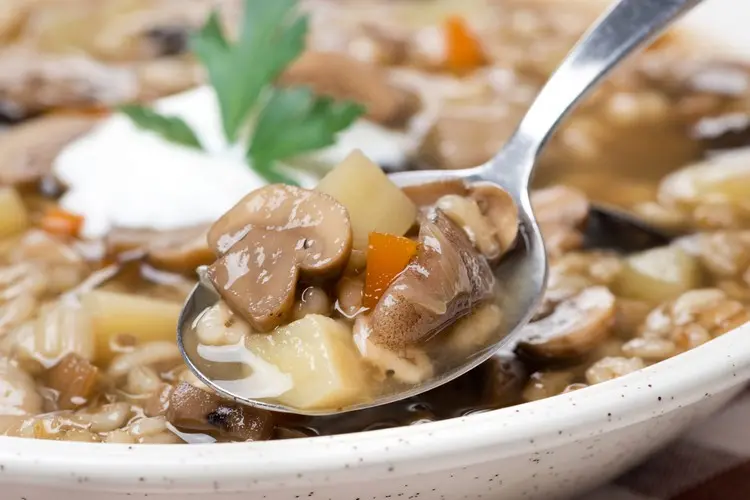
left=249, top=87, right=364, bottom=168
left=119, top=105, right=203, bottom=150
left=191, top=0, right=308, bottom=142
left=119, top=0, right=366, bottom=185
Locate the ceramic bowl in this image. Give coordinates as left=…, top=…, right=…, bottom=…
left=1, top=1, right=749, bottom=499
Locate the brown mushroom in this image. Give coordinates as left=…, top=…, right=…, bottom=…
left=436, top=183, right=518, bottom=261
left=402, top=180, right=518, bottom=261
left=360, top=209, right=495, bottom=350
left=278, top=51, right=420, bottom=128
left=471, top=184, right=519, bottom=256
left=206, top=184, right=352, bottom=332
left=0, top=114, right=99, bottom=186
left=0, top=48, right=138, bottom=118
left=531, top=185, right=589, bottom=230
left=417, top=108, right=518, bottom=170
left=44, top=353, right=99, bottom=411
left=530, top=185, right=590, bottom=259
left=516, top=286, right=616, bottom=361
left=402, top=179, right=469, bottom=208
left=105, top=225, right=213, bottom=274
left=166, top=382, right=273, bottom=442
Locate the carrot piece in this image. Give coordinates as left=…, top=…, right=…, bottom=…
left=444, top=15, right=486, bottom=74
left=41, top=207, right=84, bottom=238
left=363, top=232, right=418, bottom=309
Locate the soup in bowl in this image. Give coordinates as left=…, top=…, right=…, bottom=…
left=0, top=0, right=749, bottom=498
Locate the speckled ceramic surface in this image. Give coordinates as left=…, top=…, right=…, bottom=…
left=1, top=1, right=749, bottom=499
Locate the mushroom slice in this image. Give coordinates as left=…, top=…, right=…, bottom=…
left=436, top=184, right=518, bottom=261
left=366, top=209, right=495, bottom=350
left=278, top=51, right=420, bottom=127
left=470, top=184, right=519, bottom=257
left=106, top=225, right=213, bottom=274
left=530, top=185, right=589, bottom=258
left=402, top=179, right=469, bottom=208
left=517, top=286, right=616, bottom=361
left=0, top=114, right=99, bottom=186
left=166, top=382, right=273, bottom=442
left=206, top=185, right=352, bottom=331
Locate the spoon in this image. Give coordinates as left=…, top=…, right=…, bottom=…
left=178, top=0, right=702, bottom=416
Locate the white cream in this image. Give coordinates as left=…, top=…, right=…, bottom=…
left=53, top=85, right=412, bottom=239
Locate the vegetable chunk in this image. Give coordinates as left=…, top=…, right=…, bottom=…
left=316, top=150, right=417, bottom=250
left=616, top=246, right=701, bottom=303
left=244, top=315, right=367, bottom=410
left=80, top=291, right=181, bottom=364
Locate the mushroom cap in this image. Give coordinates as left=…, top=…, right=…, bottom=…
left=206, top=184, right=352, bottom=332
left=470, top=183, right=519, bottom=260
left=516, top=286, right=616, bottom=361
left=366, top=209, right=496, bottom=350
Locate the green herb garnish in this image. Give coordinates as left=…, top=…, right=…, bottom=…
left=250, top=88, right=365, bottom=171
left=119, top=105, right=202, bottom=150
left=120, top=0, right=364, bottom=184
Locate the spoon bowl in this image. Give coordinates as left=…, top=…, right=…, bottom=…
left=177, top=0, right=701, bottom=416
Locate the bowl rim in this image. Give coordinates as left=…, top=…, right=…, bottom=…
left=2, top=0, right=750, bottom=490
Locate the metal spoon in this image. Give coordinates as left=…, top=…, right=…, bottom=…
left=178, top=0, right=702, bottom=416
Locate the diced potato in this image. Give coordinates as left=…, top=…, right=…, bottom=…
left=244, top=314, right=367, bottom=410
left=0, top=187, right=29, bottom=238
left=316, top=150, right=417, bottom=250
left=615, top=245, right=701, bottom=303
left=659, top=155, right=750, bottom=210
left=80, top=290, right=181, bottom=365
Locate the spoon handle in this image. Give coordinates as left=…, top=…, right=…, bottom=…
left=488, top=0, right=703, bottom=196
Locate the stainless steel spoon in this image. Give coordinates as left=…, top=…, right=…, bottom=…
left=177, top=0, right=702, bottom=416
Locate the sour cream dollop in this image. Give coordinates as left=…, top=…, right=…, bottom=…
left=53, top=86, right=411, bottom=239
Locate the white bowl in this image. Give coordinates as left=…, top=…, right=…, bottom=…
left=1, top=1, right=749, bottom=499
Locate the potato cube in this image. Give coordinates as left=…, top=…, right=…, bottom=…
left=0, top=187, right=28, bottom=238
left=80, top=290, right=181, bottom=365
left=245, top=314, right=367, bottom=410
left=616, top=245, right=701, bottom=303
left=316, top=150, right=417, bottom=250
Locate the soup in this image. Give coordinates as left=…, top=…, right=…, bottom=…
left=0, top=0, right=749, bottom=443
left=183, top=156, right=519, bottom=413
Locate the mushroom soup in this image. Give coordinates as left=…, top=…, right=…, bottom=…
left=183, top=152, right=518, bottom=412
left=0, top=0, right=749, bottom=442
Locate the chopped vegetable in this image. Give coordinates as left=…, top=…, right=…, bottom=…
left=80, top=290, right=182, bottom=365
left=44, top=353, right=99, bottom=410
left=363, top=232, right=418, bottom=309
left=244, top=314, right=368, bottom=410
left=615, top=245, right=702, bottom=303
left=40, top=207, right=84, bottom=238
left=0, top=187, right=29, bottom=238
left=316, top=150, right=417, bottom=250
left=444, top=15, right=486, bottom=74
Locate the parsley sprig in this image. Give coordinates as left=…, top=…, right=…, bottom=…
left=119, top=0, right=364, bottom=184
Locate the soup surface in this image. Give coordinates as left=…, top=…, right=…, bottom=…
left=0, top=0, right=750, bottom=443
